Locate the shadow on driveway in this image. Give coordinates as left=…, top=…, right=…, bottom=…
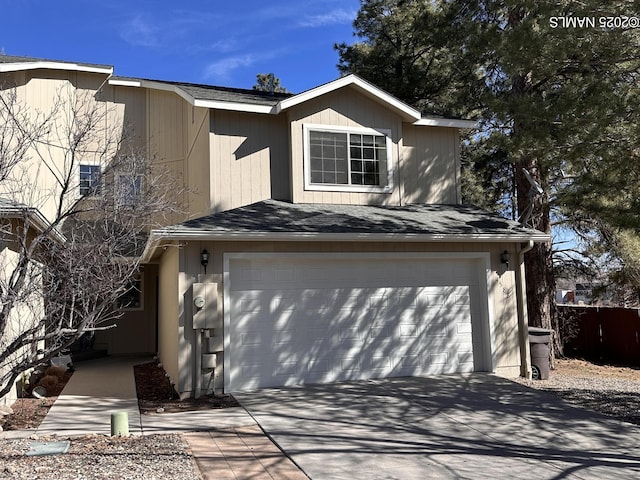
left=235, top=374, right=640, bottom=480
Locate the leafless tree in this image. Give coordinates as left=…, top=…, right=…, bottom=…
left=0, top=83, right=183, bottom=401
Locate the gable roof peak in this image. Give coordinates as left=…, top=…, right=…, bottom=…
left=278, top=74, right=422, bottom=122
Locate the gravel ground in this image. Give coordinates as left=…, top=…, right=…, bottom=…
left=0, top=434, right=202, bottom=480
left=512, top=359, right=640, bottom=425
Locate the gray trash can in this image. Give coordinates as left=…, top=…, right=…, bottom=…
left=528, top=327, right=553, bottom=380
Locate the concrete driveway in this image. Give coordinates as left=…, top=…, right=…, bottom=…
left=235, top=374, right=640, bottom=480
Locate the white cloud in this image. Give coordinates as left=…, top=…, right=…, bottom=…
left=119, top=10, right=222, bottom=49
left=298, top=9, right=356, bottom=28
left=187, top=38, right=241, bottom=55
left=203, top=54, right=257, bottom=82
left=120, top=14, right=160, bottom=47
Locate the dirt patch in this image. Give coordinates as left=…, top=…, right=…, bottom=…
left=134, top=361, right=239, bottom=414
left=553, top=358, right=640, bottom=381
left=1, top=369, right=73, bottom=431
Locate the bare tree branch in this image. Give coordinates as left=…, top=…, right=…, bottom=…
left=0, top=82, right=184, bottom=401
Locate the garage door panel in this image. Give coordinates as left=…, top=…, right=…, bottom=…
left=228, top=256, right=486, bottom=391
left=423, top=321, right=451, bottom=337
left=273, top=329, right=296, bottom=344
left=275, top=361, right=299, bottom=377
left=367, top=355, right=393, bottom=372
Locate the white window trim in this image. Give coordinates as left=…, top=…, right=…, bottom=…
left=303, top=124, right=394, bottom=194
left=78, top=162, right=103, bottom=199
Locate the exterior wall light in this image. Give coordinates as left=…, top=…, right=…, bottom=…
left=201, top=249, right=210, bottom=274
left=500, top=250, right=511, bottom=268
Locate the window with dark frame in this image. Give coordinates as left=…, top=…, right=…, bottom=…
left=79, top=164, right=101, bottom=196
left=117, top=274, right=142, bottom=310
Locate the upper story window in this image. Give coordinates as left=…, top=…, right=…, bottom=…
left=304, top=124, right=393, bottom=193
left=79, top=164, right=101, bottom=196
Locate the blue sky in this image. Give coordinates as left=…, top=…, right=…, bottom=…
left=1, top=0, right=361, bottom=93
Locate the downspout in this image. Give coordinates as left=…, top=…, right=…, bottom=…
left=515, top=240, right=534, bottom=378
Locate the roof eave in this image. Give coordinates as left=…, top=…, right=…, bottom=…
left=0, top=61, right=113, bottom=75
left=107, top=74, right=475, bottom=124
left=149, top=229, right=550, bottom=244
left=141, top=227, right=549, bottom=263
left=0, top=207, right=66, bottom=244
left=414, top=118, right=478, bottom=129
left=109, top=78, right=278, bottom=114
left=192, top=99, right=275, bottom=114
left=108, top=78, right=195, bottom=105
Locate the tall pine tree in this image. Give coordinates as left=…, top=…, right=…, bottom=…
left=337, top=0, right=640, bottom=350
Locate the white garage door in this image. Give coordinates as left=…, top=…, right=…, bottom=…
left=225, top=254, right=488, bottom=392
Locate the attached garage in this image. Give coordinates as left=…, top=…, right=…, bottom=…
left=143, top=200, right=549, bottom=398
left=224, top=253, right=494, bottom=392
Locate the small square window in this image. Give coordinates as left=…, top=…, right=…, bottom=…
left=79, top=164, right=101, bottom=196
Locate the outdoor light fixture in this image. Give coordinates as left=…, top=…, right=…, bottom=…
left=500, top=250, right=511, bottom=268
left=200, top=249, right=210, bottom=274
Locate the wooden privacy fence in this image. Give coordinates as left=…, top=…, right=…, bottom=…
left=558, top=305, right=640, bottom=366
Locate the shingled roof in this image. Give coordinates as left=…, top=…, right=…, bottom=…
left=109, top=76, right=292, bottom=107
left=149, top=200, right=548, bottom=242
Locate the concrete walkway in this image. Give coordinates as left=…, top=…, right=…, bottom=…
left=37, top=356, right=142, bottom=436
left=6, top=356, right=307, bottom=479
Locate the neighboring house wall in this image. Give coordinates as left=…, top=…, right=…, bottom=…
left=0, top=245, right=44, bottom=407
left=170, top=240, right=523, bottom=396
left=0, top=70, right=148, bottom=224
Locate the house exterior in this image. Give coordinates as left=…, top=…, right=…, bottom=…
left=0, top=54, right=549, bottom=400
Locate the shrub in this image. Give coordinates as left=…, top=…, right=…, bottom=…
left=38, top=375, right=59, bottom=393
left=45, top=365, right=67, bottom=381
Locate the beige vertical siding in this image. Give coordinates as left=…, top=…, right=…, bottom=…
left=185, top=106, right=211, bottom=218
left=94, top=264, right=158, bottom=355
left=488, top=243, right=522, bottom=376
left=109, top=84, right=148, bottom=152
left=158, top=246, right=180, bottom=389
left=148, top=90, right=187, bottom=221
left=0, top=69, right=129, bottom=223
left=209, top=110, right=287, bottom=212
left=399, top=123, right=460, bottom=205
